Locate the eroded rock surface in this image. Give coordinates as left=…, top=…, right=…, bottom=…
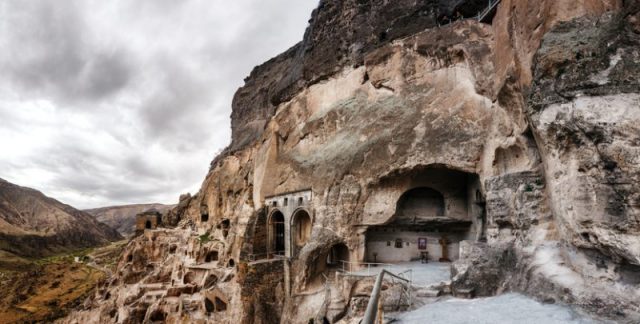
left=62, top=0, right=640, bottom=323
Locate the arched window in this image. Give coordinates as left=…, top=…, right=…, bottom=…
left=292, top=210, right=312, bottom=248
left=397, top=187, right=445, bottom=218
left=269, top=211, right=285, bottom=256
left=326, top=243, right=349, bottom=269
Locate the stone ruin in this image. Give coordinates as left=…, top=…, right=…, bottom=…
left=135, top=209, right=162, bottom=235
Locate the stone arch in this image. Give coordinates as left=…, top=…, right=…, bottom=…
left=325, top=243, right=350, bottom=269
left=183, top=271, right=196, bottom=285
left=205, top=289, right=229, bottom=313
left=268, top=210, right=286, bottom=256
left=291, top=209, right=312, bottom=256
left=396, top=187, right=445, bottom=218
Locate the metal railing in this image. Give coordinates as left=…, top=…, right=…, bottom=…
left=476, top=0, right=501, bottom=22
left=438, top=0, right=502, bottom=26
left=337, top=260, right=400, bottom=276
left=362, top=269, right=412, bottom=324
left=246, top=251, right=286, bottom=262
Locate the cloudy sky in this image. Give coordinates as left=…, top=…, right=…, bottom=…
left=0, top=0, right=317, bottom=209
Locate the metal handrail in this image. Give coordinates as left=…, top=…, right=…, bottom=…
left=438, top=0, right=502, bottom=26
left=338, top=260, right=398, bottom=275
left=476, top=0, right=501, bottom=22
left=362, top=269, right=411, bottom=324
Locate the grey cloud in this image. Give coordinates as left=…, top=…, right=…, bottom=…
left=1, top=1, right=133, bottom=104
left=0, top=0, right=317, bottom=208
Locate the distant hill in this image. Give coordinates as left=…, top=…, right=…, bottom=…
left=85, top=203, right=174, bottom=237
left=0, top=178, right=123, bottom=258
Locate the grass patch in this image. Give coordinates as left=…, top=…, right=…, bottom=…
left=198, top=232, right=212, bottom=244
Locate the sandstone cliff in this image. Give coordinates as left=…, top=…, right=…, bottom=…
left=62, top=0, right=639, bottom=323
left=0, top=178, right=123, bottom=258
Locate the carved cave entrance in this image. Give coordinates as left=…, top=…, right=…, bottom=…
left=365, top=168, right=483, bottom=263
left=270, top=211, right=285, bottom=256
left=145, top=220, right=152, bottom=229
left=291, top=209, right=312, bottom=256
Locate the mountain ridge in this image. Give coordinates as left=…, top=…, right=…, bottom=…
left=0, top=177, right=123, bottom=258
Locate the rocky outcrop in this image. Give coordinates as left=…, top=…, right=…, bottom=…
left=0, top=178, right=122, bottom=258
left=230, top=0, right=498, bottom=150
left=63, top=0, right=640, bottom=323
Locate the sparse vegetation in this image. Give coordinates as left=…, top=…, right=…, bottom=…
left=198, top=232, right=212, bottom=244
left=0, top=241, right=126, bottom=323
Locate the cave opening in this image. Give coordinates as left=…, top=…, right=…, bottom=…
left=204, top=298, right=214, bottom=313
left=220, top=219, right=230, bottom=238
left=205, top=250, right=219, bottom=263
left=214, top=297, right=227, bottom=311
left=269, top=210, right=285, bottom=256
left=145, top=220, right=152, bottom=229
left=291, top=209, right=312, bottom=256
left=364, top=167, right=483, bottom=264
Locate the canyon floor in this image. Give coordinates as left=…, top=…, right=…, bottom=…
left=0, top=241, right=126, bottom=323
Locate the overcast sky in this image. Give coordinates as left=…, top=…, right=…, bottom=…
left=0, top=0, right=317, bottom=209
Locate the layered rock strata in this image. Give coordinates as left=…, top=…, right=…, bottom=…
left=63, top=0, right=639, bottom=323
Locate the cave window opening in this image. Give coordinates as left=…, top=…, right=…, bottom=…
left=204, top=298, right=214, bottom=313
left=183, top=272, right=195, bottom=285
left=150, top=310, right=166, bottom=322
left=215, top=297, right=227, bottom=312
left=205, top=251, right=219, bottom=263
left=145, top=220, right=152, bottom=229
left=127, top=254, right=133, bottom=262
left=326, top=243, right=349, bottom=269
left=227, top=259, right=235, bottom=268
left=220, top=219, right=230, bottom=238
left=201, top=212, right=209, bottom=223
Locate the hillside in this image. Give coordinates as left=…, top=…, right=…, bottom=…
left=0, top=178, right=122, bottom=258
left=85, top=204, right=173, bottom=237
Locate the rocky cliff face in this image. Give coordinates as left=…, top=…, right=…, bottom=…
left=86, top=204, right=174, bottom=238
left=0, top=178, right=123, bottom=258
left=63, top=0, right=640, bottom=323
